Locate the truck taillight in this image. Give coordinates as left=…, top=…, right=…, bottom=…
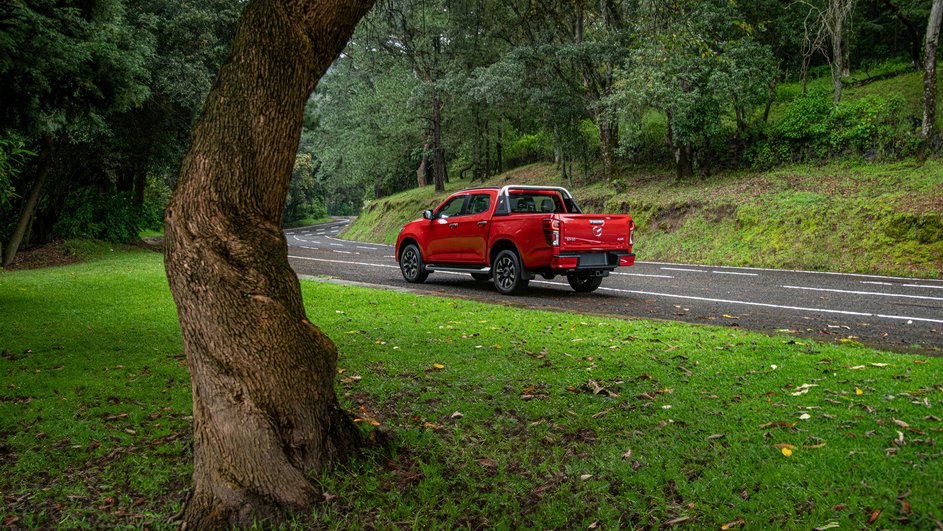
left=544, top=219, right=560, bottom=247
left=628, top=219, right=635, bottom=246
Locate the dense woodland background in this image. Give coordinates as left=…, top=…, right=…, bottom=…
left=1, top=0, right=941, bottom=265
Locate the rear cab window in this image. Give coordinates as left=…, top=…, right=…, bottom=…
left=505, top=192, right=565, bottom=214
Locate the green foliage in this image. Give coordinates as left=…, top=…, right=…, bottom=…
left=139, top=175, right=171, bottom=232
left=284, top=153, right=328, bottom=224
left=755, top=90, right=912, bottom=165
left=53, top=189, right=142, bottom=243
left=0, top=132, right=34, bottom=208
left=503, top=130, right=553, bottom=166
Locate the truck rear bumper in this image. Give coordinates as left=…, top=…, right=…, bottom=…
left=550, top=251, right=634, bottom=270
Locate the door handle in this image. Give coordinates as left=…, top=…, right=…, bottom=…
left=449, top=223, right=458, bottom=228
left=477, top=221, right=488, bottom=226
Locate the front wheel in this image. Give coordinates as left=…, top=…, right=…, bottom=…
left=400, top=244, right=429, bottom=283
left=493, top=249, right=529, bottom=295
left=567, top=274, right=602, bottom=293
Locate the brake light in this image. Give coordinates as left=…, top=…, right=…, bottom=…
left=543, top=219, right=560, bottom=246
left=628, top=219, right=635, bottom=246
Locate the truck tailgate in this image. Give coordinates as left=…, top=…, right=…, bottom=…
left=558, top=214, right=631, bottom=251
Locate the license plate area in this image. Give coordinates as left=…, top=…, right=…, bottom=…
left=577, top=253, right=609, bottom=267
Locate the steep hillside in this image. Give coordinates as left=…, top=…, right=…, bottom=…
left=342, top=160, right=943, bottom=278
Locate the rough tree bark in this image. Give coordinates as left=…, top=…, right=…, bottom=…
left=2, top=137, right=53, bottom=268
left=416, top=142, right=429, bottom=187
left=162, top=0, right=373, bottom=527
left=430, top=92, right=447, bottom=192
left=922, top=0, right=943, bottom=140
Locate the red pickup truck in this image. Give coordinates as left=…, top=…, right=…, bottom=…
left=395, top=185, right=635, bottom=294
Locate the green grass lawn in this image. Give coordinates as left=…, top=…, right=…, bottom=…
left=1, top=248, right=941, bottom=529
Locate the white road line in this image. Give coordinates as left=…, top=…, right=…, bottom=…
left=639, top=260, right=943, bottom=282
left=612, top=272, right=675, bottom=279
left=903, top=284, right=943, bottom=290
left=661, top=267, right=706, bottom=273
left=334, top=250, right=353, bottom=254
left=288, top=256, right=399, bottom=269
left=288, top=256, right=943, bottom=325
left=712, top=271, right=758, bottom=276
left=861, top=281, right=943, bottom=290
left=782, top=285, right=943, bottom=302
left=356, top=246, right=378, bottom=250
left=329, top=243, right=344, bottom=247
left=384, top=255, right=396, bottom=259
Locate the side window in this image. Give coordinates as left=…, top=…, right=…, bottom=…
left=467, top=194, right=491, bottom=215
left=437, top=196, right=466, bottom=218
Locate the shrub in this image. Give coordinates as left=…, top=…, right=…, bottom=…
left=53, top=188, right=141, bottom=243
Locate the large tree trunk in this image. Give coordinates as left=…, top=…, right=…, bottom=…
left=831, top=9, right=844, bottom=104
left=431, top=92, right=446, bottom=192
left=597, top=117, right=618, bottom=183
left=2, top=138, right=53, bottom=268
left=416, top=143, right=429, bottom=187
left=922, top=0, right=943, bottom=140
left=162, top=0, right=373, bottom=527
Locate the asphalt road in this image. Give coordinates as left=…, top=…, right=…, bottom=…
left=286, top=219, right=943, bottom=355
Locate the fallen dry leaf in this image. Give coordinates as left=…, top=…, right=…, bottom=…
left=580, top=474, right=593, bottom=481
left=856, top=388, right=864, bottom=395
left=893, top=418, right=910, bottom=429
left=432, top=363, right=445, bottom=370
left=772, top=443, right=797, bottom=450
left=781, top=447, right=793, bottom=457
left=476, top=457, right=496, bottom=468
left=664, top=516, right=692, bottom=526
left=866, top=509, right=881, bottom=525
left=899, top=498, right=912, bottom=514
left=720, top=518, right=745, bottom=530
left=707, top=434, right=725, bottom=441
left=622, top=449, right=633, bottom=459
left=832, top=504, right=847, bottom=511
left=759, top=421, right=795, bottom=429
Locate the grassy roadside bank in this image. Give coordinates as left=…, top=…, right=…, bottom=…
left=343, top=159, right=943, bottom=278
left=1, top=249, right=941, bottom=528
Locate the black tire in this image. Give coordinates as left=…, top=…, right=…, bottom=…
left=471, top=273, right=492, bottom=282
left=492, top=249, right=529, bottom=295
left=400, top=244, right=428, bottom=283
left=567, top=274, right=602, bottom=293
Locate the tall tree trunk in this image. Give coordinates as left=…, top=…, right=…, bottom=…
left=162, top=0, right=373, bottom=527
left=831, top=10, right=844, bottom=104
left=597, top=117, right=617, bottom=183
left=2, top=138, right=53, bottom=268
left=416, top=143, right=429, bottom=187
left=431, top=92, right=446, bottom=192
left=922, top=0, right=943, bottom=140
left=496, top=121, right=504, bottom=175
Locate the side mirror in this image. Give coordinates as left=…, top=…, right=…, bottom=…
left=422, top=209, right=434, bottom=220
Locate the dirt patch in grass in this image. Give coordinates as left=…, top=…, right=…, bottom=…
left=651, top=201, right=703, bottom=233
left=2, top=241, right=80, bottom=271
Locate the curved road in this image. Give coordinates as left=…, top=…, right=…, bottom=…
left=287, top=219, right=943, bottom=355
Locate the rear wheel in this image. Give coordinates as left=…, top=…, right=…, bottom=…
left=400, top=244, right=428, bottom=283
left=567, top=274, right=602, bottom=293
left=493, top=249, right=528, bottom=295
left=471, top=273, right=491, bottom=282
